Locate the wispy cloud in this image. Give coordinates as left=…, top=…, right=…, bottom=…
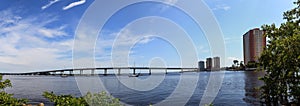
left=163, top=0, right=178, bottom=5
left=38, top=25, right=67, bottom=38
left=72, top=22, right=156, bottom=68
left=213, top=4, right=231, bottom=11
left=94, top=29, right=155, bottom=64
left=63, top=0, right=86, bottom=10
left=41, top=0, right=60, bottom=10
left=0, top=9, right=72, bottom=72
left=198, top=45, right=209, bottom=53
left=159, top=0, right=178, bottom=12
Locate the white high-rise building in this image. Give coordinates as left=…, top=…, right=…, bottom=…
left=213, top=57, right=220, bottom=70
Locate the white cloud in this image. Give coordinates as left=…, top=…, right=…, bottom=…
left=0, top=10, right=72, bottom=72
left=158, top=0, right=179, bottom=12
left=213, top=4, right=231, bottom=11
left=95, top=29, right=155, bottom=58
left=139, top=36, right=155, bottom=44
left=112, top=29, right=155, bottom=47
left=71, top=22, right=155, bottom=68
left=38, top=26, right=67, bottom=38
left=163, top=0, right=178, bottom=5
left=63, top=0, right=86, bottom=10
left=41, top=0, right=60, bottom=10
left=199, top=45, right=209, bottom=53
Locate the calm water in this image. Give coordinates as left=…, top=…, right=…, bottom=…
left=4, top=71, right=264, bottom=106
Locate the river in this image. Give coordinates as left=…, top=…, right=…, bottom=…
left=3, top=71, right=264, bottom=106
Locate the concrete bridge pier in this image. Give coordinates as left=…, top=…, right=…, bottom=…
left=91, top=69, right=95, bottom=75
left=104, top=69, right=107, bottom=76
left=133, top=68, right=136, bottom=75
left=118, top=69, right=121, bottom=75
left=149, top=69, right=151, bottom=75
left=181, top=69, right=183, bottom=73
left=69, top=71, right=73, bottom=75
left=165, top=69, right=168, bottom=74
left=80, top=70, right=83, bottom=75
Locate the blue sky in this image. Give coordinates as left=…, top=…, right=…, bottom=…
left=0, top=0, right=295, bottom=72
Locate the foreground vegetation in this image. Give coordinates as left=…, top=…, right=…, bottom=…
left=43, top=91, right=122, bottom=106
left=0, top=74, right=122, bottom=106
left=0, top=75, right=28, bottom=105
left=259, top=0, right=300, bottom=105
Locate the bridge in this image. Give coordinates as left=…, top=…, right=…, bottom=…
left=0, top=67, right=199, bottom=76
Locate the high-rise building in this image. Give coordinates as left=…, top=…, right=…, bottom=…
left=198, top=61, right=205, bottom=71
left=243, top=28, right=266, bottom=65
left=213, top=56, right=220, bottom=70
left=206, top=58, right=212, bottom=70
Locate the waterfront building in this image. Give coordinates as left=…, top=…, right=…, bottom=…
left=206, top=58, right=212, bottom=70
left=198, top=61, right=205, bottom=71
left=213, top=56, right=220, bottom=70
left=243, top=28, right=266, bottom=65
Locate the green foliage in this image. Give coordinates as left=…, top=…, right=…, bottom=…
left=204, top=103, right=213, bottom=106
left=227, top=60, right=245, bottom=70
left=0, top=75, right=12, bottom=90
left=233, top=60, right=239, bottom=67
left=0, top=75, right=27, bottom=105
left=0, top=91, right=28, bottom=106
left=43, top=91, right=123, bottom=106
left=246, top=61, right=258, bottom=68
left=84, top=91, right=121, bottom=106
left=43, top=91, right=87, bottom=106
left=239, top=61, right=245, bottom=69
left=259, top=0, right=300, bottom=105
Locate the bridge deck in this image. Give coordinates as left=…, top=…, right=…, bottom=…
left=1, top=67, right=198, bottom=75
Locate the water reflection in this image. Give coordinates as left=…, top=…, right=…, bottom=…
left=243, top=71, right=264, bottom=105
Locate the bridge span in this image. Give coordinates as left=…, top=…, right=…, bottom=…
left=1, top=67, right=199, bottom=76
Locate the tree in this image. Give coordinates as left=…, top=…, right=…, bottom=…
left=246, top=61, right=257, bottom=68
left=239, top=61, right=245, bottom=69
left=233, top=60, right=239, bottom=67
left=259, top=0, right=300, bottom=105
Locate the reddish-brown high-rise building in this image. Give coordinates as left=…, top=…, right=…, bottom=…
left=206, top=58, right=212, bottom=70
left=243, top=28, right=266, bottom=65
